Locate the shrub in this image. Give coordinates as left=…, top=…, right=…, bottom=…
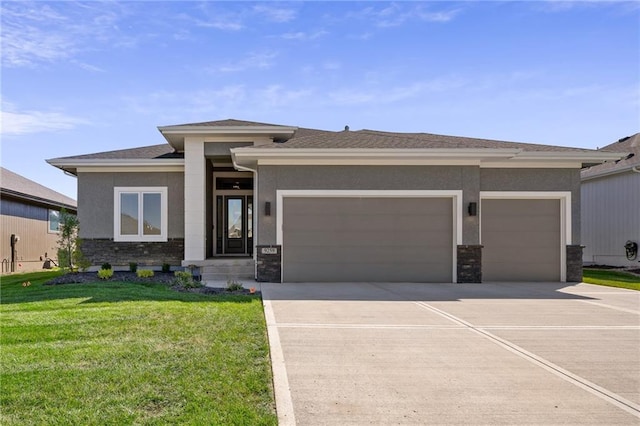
left=161, top=263, right=171, bottom=273
left=174, top=271, right=202, bottom=289
left=57, top=208, right=79, bottom=270
left=97, top=269, right=113, bottom=280
left=73, top=238, right=91, bottom=272
left=226, top=280, right=244, bottom=292
left=129, top=262, right=138, bottom=273
left=136, top=269, right=154, bottom=278
left=101, top=262, right=112, bottom=270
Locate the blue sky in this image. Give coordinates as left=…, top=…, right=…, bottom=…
left=1, top=1, right=638, bottom=199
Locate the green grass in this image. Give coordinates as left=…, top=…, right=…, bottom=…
left=583, top=268, right=640, bottom=291
left=0, top=271, right=277, bottom=425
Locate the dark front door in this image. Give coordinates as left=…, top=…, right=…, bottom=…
left=217, top=195, right=253, bottom=255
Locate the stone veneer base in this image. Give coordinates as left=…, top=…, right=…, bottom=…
left=566, top=245, right=584, bottom=283
left=256, top=245, right=282, bottom=282
left=457, top=245, right=483, bottom=283
left=81, top=238, right=184, bottom=267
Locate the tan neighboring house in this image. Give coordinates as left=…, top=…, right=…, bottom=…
left=581, top=133, right=640, bottom=267
left=47, top=119, right=625, bottom=283
left=1, top=167, right=77, bottom=274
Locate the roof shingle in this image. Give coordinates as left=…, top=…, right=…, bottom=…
left=581, top=133, right=639, bottom=178
left=50, top=144, right=181, bottom=161
left=260, top=128, right=600, bottom=153
left=160, top=118, right=295, bottom=128
left=1, top=167, right=77, bottom=209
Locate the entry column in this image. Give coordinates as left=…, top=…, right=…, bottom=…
left=184, top=136, right=206, bottom=262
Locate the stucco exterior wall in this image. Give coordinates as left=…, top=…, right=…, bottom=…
left=78, top=172, right=184, bottom=239
left=582, top=171, right=640, bottom=266
left=204, top=142, right=252, bottom=156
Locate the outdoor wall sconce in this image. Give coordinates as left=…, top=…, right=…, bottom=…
left=265, top=202, right=271, bottom=216
left=468, top=202, right=478, bottom=216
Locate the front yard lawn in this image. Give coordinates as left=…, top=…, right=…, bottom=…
left=0, top=271, right=276, bottom=425
left=583, top=268, right=640, bottom=291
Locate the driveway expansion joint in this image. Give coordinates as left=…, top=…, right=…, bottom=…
left=413, top=300, right=640, bottom=418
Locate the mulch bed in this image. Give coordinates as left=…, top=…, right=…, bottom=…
left=44, top=272, right=260, bottom=296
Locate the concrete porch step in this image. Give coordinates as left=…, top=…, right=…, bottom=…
left=185, top=258, right=255, bottom=281
left=201, top=259, right=254, bottom=281
left=203, top=272, right=255, bottom=281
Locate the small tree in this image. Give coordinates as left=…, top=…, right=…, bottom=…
left=57, top=208, right=80, bottom=270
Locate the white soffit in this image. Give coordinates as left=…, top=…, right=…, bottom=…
left=47, top=159, right=185, bottom=175
left=231, top=148, right=625, bottom=168
left=159, top=125, right=298, bottom=151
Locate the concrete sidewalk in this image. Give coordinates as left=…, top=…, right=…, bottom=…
left=262, top=282, right=640, bottom=425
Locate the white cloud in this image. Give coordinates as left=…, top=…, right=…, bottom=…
left=323, top=62, right=341, bottom=70
left=0, top=1, right=131, bottom=68
left=208, top=51, right=278, bottom=73
left=0, top=106, right=87, bottom=135
left=119, top=84, right=317, bottom=120
left=195, top=19, right=243, bottom=31
left=347, top=3, right=463, bottom=28
left=253, top=5, right=297, bottom=23
left=280, top=30, right=328, bottom=40
left=258, top=85, right=314, bottom=108
left=416, top=9, right=462, bottom=23
left=72, top=60, right=106, bottom=73
left=328, top=77, right=469, bottom=106
left=536, top=0, right=639, bottom=13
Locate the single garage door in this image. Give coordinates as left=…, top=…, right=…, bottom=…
left=282, top=197, right=453, bottom=282
left=482, top=199, right=561, bottom=281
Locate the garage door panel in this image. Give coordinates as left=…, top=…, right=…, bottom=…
left=482, top=199, right=561, bottom=282
left=285, top=198, right=451, bottom=215
left=483, top=199, right=559, bottom=215
left=484, top=247, right=560, bottom=263
left=285, top=213, right=452, bottom=233
left=482, top=231, right=560, bottom=248
left=284, top=261, right=451, bottom=282
left=285, top=229, right=452, bottom=247
left=283, top=197, right=453, bottom=282
left=483, top=262, right=560, bottom=282
left=284, top=245, right=452, bottom=264
left=482, top=216, right=560, bottom=232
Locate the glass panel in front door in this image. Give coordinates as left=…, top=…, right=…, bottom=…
left=227, top=198, right=243, bottom=239
left=247, top=198, right=253, bottom=239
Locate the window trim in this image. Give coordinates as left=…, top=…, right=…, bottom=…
left=48, top=209, right=60, bottom=233
left=114, top=187, right=168, bottom=242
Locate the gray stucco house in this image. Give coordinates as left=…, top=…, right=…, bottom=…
left=581, top=133, right=639, bottom=267
left=47, top=119, right=624, bottom=283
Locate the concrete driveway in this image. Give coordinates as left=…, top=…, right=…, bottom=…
left=261, top=282, right=640, bottom=425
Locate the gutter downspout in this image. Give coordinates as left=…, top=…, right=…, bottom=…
left=232, top=155, right=259, bottom=279
left=632, top=166, right=640, bottom=174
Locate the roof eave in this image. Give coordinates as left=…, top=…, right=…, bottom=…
left=47, top=158, right=185, bottom=175
left=231, top=148, right=523, bottom=168
left=158, top=125, right=298, bottom=151
left=515, top=151, right=627, bottom=161
left=581, top=162, right=640, bottom=181
left=0, top=188, right=77, bottom=211
left=231, top=148, right=627, bottom=168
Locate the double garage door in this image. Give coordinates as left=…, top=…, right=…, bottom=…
left=282, top=197, right=453, bottom=282
left=280, top=196, right=563, bottom=282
